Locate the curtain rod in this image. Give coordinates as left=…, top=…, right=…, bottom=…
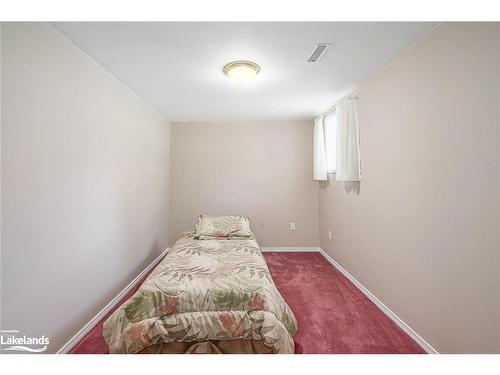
left=315, top=95, right=358, bottom=121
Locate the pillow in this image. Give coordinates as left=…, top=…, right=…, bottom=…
left=194, top=215, right=253, bottom=239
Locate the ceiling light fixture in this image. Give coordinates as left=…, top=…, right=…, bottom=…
left=223, top=60, right=260, bottom=83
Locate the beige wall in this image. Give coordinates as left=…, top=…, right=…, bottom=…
left=1, top=23, right=171, bottom=352
left=319, top=23, right=500, bottom=353
left=170, top=121, right=319, bottom=247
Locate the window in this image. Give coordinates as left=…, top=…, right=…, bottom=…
left=324, top=111, right=337, bottom=173
left=313, top=97, right=361, bottom=182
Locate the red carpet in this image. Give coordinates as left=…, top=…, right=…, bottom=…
left=265, top=252, right=425, bottom=354
left=69, top=252, right=425, bottom=354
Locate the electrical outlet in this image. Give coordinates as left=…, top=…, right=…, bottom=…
left=328, top=230, right=332, bottom=240
left=290, top=222, right=296, bottom=231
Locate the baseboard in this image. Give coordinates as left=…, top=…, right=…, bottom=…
left=317, top=248, right=439, bottom=354
left=261, top=246, right=322, bottom=252
left=56, top=248, right=170, bottom=354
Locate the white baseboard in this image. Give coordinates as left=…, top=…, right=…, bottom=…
left=57, top=248, right=170, bottom=354
left=317, top=248, right=438, bottom=354
left=261, top=246, right=322, bottom=252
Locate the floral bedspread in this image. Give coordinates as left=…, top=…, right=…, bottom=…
left=103, top=232, right=297, bottom=354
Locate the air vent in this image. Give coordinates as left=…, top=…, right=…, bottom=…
left=307, top=43, right=331, bottom=62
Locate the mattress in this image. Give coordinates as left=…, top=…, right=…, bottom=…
left=103, top=231, right=297, bottom=354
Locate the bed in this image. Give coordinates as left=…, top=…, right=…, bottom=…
left=103, top=216, right=297, bottom=354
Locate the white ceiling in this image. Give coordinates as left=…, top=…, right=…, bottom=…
left=54, top=22, right=436, bottom=122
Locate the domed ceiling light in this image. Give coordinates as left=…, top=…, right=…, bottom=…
left=223, top=60, right=260, bottom=83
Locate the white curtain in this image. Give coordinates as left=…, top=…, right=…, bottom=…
left=313, top=115, right=327, bottom=181
left=336, top=98, right=362, bottom=181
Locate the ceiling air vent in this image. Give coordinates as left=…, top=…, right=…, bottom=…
left=307, top=43, right=331, bottom=62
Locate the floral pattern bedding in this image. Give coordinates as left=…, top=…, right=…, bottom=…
left=194, top=215, right=254, bottom=239
left=103, top=232, right=297, bottom=354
